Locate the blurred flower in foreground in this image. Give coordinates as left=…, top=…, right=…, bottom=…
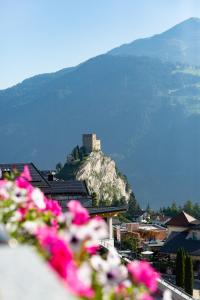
left=0, top=166, right=165, bottom=300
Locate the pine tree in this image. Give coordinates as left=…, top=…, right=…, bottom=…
left=185, top=255, right=193, bottom=295
left=176, top=248, right=185, bottom=288
left=126, top=192, right=140, bottom=219
left=171, top=201, right=178, bottom=216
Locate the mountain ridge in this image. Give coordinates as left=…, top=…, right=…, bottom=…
left=109, top=17, right=200, bottom=65
left=1, top=18, right=200, bottom=207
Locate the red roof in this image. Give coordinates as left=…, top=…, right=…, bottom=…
left=166, top=211, right=200, bottom=227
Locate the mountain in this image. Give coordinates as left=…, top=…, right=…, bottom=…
left=57, top=150, right=131, bottom=205
left=1, top=18, right=200, bottom=207
left=109, top=18, right=200, bottom=65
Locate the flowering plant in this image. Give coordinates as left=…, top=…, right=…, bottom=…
left=0, top=166, right=161, bottom=300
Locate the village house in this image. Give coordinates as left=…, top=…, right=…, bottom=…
left=150, top=213, right=171, bottom=226
left=114, top=222, right=167, bottom=253
left=160, top=211, right=200, bottom=262
left=132, top=210, right=148, bottom=223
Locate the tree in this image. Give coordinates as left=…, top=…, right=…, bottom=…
left=99, top=199, right=110, bottom=207
left=176, top=248, right=185, bottom=288
left=56, top=162, right=62, bottom=173
left=126, top=192, right=140, bottom=219
left=183, top=200, right=194, bottom=216
left=112, top=198, right=120, bottom=207
left=146, top=202, right=153, bottom=215
left=92, top=192, right=98, bottom=207
left=72, top=146, right=80, bottom=161
left=120, top=197, right=126, bottom=206
left=185, top=255, right=193, bottom=295
left=171, top=201, right=179, bottom=216
left=121, top=234, right=138, bottom=253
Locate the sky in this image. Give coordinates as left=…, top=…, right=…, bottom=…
left=1, top=0, right=200, bottom=89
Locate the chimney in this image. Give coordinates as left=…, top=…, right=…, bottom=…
left=48, top=173, right=54, bottom=181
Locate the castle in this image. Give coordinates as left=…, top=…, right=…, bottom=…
left=82, top=133, right=101, bottom=153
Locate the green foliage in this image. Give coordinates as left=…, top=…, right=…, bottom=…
left=92, top=192, right=98, bottom=207
left=161, top=200, right=200, bottom=219
left=99, top=199, right=110, bottom=207
left=126, top=192, right=140, bottom=219
left=72, top=145, right=80, bottom=161
left=176, top=248, right=185, bottom=288
left=115, top=166, right=131, bottom=193
left=55, top=162, right=62, bottom=173
left=118, top=213, right=132, bottom=223
left=185, top=255, right=194, bottom=295
left=56, top=160, right=83, bottom=180
left=121, top=235, right=138, bottom=253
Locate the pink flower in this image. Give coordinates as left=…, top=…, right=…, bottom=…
left=45, top=199, right=62, bottom=216
left=37, top=226, right=94, bottom=298
left=37, top=227, right=72, bottom=279
left=128, top=260, right=159, bottom=292
left=140, top=293, right=154, bottom=300
left=85, top=244, right=100, bottom=255
left=66, top=262, right=94, bottom=299
left=51, top=219, right=59, bottom=230
left=67, top=200, right=89, bottom=225
left=21, top=165, right=32, bottom=181
left=15, top=177, right=32, bottom=190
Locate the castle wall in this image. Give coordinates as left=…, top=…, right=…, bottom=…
left=82, top=134, right=101, bottom=153
left=82, top=134, right=94, bottom=153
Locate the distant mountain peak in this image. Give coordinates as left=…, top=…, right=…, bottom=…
left=161, top=17, right=200, bottom=38
left=109, top=17, right=200, bottom=65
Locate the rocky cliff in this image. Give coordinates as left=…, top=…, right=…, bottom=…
left=57, top=151, right=131, bottom=205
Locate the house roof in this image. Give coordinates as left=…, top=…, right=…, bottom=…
left=151, top=214, right=171, bottom=223
left=166, top=211, right=200, bottom=227
left=160, top=230, right=200, bottom=256
left=0, top=163, right=89, bottom=196
left=88, top=206, right=127, bottom=216
left=0, top=163, right=49, bottom=189
left=133, top=210, right=146, bottom=218
left=42, top=180, right=89, bottom=196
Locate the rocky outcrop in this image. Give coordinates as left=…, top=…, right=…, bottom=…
left=75, top=151, right=131, bottom=204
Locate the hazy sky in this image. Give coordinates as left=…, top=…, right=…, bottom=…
left=1, top=0, right=200, bottom=89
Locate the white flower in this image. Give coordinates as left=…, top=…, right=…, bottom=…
left=22, top=221, right=42, bottom=234
left=31, top=188, right=46, bottom=209
left=5, top=222, right=18, bottom=233
left=11, top=187, right=27, bottom=204
left=9, top=211, right=22, bottom=222
left=107, top=248, right=121, bottom=265
left=77, top=262, right=92, bottom=286
left=0, top=186, right=9, bottom=199
left=87, top=217, right=108, bottom=241
left=0, top=182, right=27, bottom=203
left=91, top=249, right=127, bottom=288
left=65, top=224, right=87, bottom=252
left=57, top=213, right=67, bottom=224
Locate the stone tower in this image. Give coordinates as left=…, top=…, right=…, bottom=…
left=82, top=133, right=101, bottom=153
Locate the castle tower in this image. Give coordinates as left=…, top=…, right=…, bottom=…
left=82, top=133, right=101, bottom=153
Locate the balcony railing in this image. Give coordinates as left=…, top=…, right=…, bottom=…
left=99, top=238, right=114, bottom=250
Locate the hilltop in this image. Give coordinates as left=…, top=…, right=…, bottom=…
left=56, top=135, right=131, bottom=205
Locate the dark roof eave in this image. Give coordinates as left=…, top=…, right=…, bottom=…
left=88, top=206, right=127, bottom=215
